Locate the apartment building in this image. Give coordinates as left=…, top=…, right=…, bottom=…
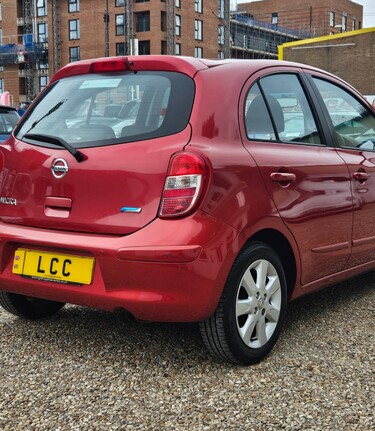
left=238, top=0, right=363, bottom=37
left=0, top=0, right=230, bottom=105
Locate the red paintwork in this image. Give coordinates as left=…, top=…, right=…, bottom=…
left=0, top=56, right=374, bottom=321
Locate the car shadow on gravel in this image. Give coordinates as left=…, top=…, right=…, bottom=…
left=284, top=271, right=375, bottom=329
left=1, top=271, right=373, bottom=366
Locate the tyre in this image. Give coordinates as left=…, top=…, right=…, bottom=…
left=0, top=292, right=65, bottom=319
left=200, top=241, right=287, bottom=365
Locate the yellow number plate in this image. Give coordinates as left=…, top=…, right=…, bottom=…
left=12, top=248, right=95, bottom=285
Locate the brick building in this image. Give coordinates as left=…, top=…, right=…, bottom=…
left=279, top=27, right=375, bottom=95
left=238, top=0, right=363, bottom=37
left=0, top=0, right=230, bottom=105
left=230, top=12, right=309, bottom=59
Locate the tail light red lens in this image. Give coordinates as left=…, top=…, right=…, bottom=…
left=159, top=153, right=206, bottom=217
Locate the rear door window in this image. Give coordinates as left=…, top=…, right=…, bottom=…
left=16, top=71, right=194, bottom=148
left=245, top=73, right=322, bottom=145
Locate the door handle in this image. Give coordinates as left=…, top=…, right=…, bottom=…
left=353, top=171, right=369, bottom=182
left=270, top=172, right=296, bottom=184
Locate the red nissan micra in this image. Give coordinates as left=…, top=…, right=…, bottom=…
left=0, top=56, right=374, bottom=365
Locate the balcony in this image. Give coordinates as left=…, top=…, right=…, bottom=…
left=231, top=13, right=311, bottom=39
left=0, top=41, right=48, bottom=65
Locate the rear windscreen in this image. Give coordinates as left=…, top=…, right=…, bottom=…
left=16, top=71, right=194, bottom=148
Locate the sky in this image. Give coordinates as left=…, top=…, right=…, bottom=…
left=235, top=0, right=375, bottom=28
left=354, top=0, right=375, bottom=27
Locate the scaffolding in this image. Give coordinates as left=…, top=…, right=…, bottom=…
left=0, top=1, right=48, bottom=102
left=122, top=0, right=175, bottom=55
left=166, top=0, right=175, bottom=55
left=124, top=0, right=134, bottom=55
left=23, top=0, right=34, bottom=101
left=230, top=12, right=307, bottom=59
left=52, top=0, right=61, bottom=74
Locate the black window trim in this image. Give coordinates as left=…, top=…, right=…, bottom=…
left=299, top=71, right=334, bottom=147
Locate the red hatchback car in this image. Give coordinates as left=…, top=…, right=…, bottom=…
left=0, top=56, right=374, bottom=365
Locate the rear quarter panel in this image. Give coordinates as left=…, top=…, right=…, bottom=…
left=186, top=63, right=301, bottom=286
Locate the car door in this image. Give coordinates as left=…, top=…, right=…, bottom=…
left=310, top=75, right=375, bottom=268
left=241, top=69, right=353, bottom=286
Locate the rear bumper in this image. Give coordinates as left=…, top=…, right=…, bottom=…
left=0, top=212, right=238, bottom=322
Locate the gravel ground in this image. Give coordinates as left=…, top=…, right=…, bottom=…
left=0, top=272, right=374, bottom=431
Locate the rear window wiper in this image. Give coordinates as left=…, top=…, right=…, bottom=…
left=23, top=133, right=84, bottom=163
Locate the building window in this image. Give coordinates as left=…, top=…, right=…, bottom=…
left=218, top=0, right=225, bottom=19
left=352, top=16, right=356, bottom=30
left=329, top=11, right=335, bottom=27
left=37, top=0, right=47, bottom=17
left=69, top=19, right=80, bottom=39
left=176, top=15, right=181, bottom=36
left=37, top=23, right=48, bottom=42
left=69, top=0, right=80, bottom=13
left=138, top=40, right=150, bottom=55
left=218, top=50, right=224, bottom=59
left=39, top=76, right=49, bottom=92
left=136, top=12, right=150, bottom=32
left=195, top=0, right=202, bottom=13
left=116, top=14, right=125, bottom=35
left=0, top=3, right=2, bottom=21
left=342, top=12, right=347, bottom=31
left=0, top=79, right=4, bottom=93
left=176, top=0, right=181, bottom=8
left=38, top=60, right=48, bottom=69
left=272, top=12, right=278, bottom=25
left=116, top=43, right=125, bottom=56
left=161, top=12, right=167, bottom=32
left=195, top=47, right=203, bottom=58
left=175, top=43, right=181, bottom=55
left=195, top=20, right=203, bottom=40
left=116, top=0, right=125, bottom=6
left=218, top=25, right=224, bottom=45
left=69, top=46, right=80, bottom=62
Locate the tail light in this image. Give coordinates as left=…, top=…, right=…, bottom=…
left=159, top=153, right=206, bottom=218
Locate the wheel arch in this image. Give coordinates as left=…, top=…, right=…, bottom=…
left=244, top=228, right=297, bottom=299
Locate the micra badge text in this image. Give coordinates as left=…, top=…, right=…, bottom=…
left=0, top=197, right=17, bottom=205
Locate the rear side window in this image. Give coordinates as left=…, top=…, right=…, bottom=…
left=245, top=83, right=277, bottom=141
left=16, top=71, right=194, bottom=148
left=245, top=73, right=321, bottom=145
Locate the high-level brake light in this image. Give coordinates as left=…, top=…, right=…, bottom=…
left=90, top=58, right=129, bottom=73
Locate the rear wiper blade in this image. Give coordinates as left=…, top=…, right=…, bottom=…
left=25, top=100, right=65, bottom=135
left=23, top=133, right=84, bottom=163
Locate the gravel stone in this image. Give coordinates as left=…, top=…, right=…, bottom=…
left=0, top=272, right=374, bottom=430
